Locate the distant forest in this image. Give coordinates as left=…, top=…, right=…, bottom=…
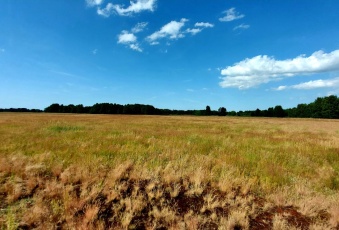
left=1, top=95, right=338, bottom=119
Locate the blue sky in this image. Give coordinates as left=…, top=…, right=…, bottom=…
left=1, top=0, right=339, bottom=111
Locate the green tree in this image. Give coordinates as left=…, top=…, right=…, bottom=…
left=205, top=106, right=211, bottom=116
left=218, top=107, right=227, bottom=116
left=228, top=111, right=237, bottom=116
left=44, top=103, right=61, bottom=113
left=322, top=95, right=339, bottom=118
left=252, top=108, right=261, bottom=117
left=295, top=104, right=310, bottom=118
left=273, top=105, right=286, bottom=117
left=267, top=107, right=274, bottom=117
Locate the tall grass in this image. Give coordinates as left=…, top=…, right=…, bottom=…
left=0, top=113, right=338, bottom=228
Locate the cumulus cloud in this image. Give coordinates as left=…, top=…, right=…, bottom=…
left=118, top=31, right=137, bottom=44
left=186, top=21, right=214, bottom=35
left=147, top=18, right=188, bottom=43
left=117, top=31, right=142, bottom=52
left=233, top=23, right=250, bottom=30
left=97, top=3, right=115, bottom=17
left=148, top=20, right=213, bottom=39
left=129, top=44, right=142, bottom=52
left=97, top=0, right=156, bottom=17
left=219, top=8, right=244, bottom=22
left=117, top=22, right=148, bottom=52
left=131, top=22, right=148, bottom=33
left=195, top=22, right=214, bottom=28
left=186, top=28, right=202, bottom=35
left=274, top=86, right=287, bottom=91
left=86, top=0, right=104, bottom=7
left=275, top=78, right=339, bottom=90
left=219, top=50, right=339, bottom=89
left=115, top=0, right=156, bottom=16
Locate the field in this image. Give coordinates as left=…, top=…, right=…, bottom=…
left=0, top=113, right=339, bottom=229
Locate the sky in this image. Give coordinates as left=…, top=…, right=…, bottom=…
left=1, top=0, right=339, bottom=111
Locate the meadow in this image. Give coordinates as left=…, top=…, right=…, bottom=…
left=0, top=113, right=338, bottom=229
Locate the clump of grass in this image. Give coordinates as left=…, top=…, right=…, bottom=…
left=3, top=207, right=19, bottom=230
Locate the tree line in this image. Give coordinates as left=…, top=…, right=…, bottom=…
left=227, top=95, right=339, bottom=119
left=43, top=103, right=228, bottom=116
left=0, top=108, right=42, bottom=113
left=1, top=95, right=338, bottom=119
left=42, top=95, right=338, bottom=118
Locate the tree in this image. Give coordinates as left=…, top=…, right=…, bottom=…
left=295, top=104, right=310, bottom=118
left=205, top=106, right=211, bottom=116
left=253, top=108, right=262, bottom=117
left=218, top=107, right=227, bottom=116
left=228, top=111, right=237, bottom=116
left=322, top=95, right=339, bottom=118
left=44, top=103, right=61, bottom=113
left=273, top=105, right=286, bottom=117
left=141, top=105, right=156, bottom=115
left=267, top=107, right=274, bottom=117
left=75, top=104, right=84, bottom=113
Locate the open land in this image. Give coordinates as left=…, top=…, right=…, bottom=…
left=0, top=113, right=339, bottom=229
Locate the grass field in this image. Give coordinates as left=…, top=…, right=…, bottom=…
left=0, top=113, right=339, bottom=229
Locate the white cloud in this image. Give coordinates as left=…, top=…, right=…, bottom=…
left=147, top=18, right=188, bottom=43
left=275, top=78, right=339, bottom=90
left=131, top=22, right=148, bottom=33
left=97, top=0, right=156, bottom=17
left=97, top=3, right=115, bottom=17
left=129, top=44, right=142, bottom=52
left=114, top=0, right=156, bottom=16
left=219, top=8, right=245, bottom=22
left=195, top=22, right=214, bottom=28
left=186, top=28, right=202, bottom=35
left=117, top=23, right=148, bottom=52
left=274, top=85, right=287, bottom=91
left=233, top=23, right=250, bottom=30
left=147, top=19, right=213, bottom=42
left=117, top=31, right=142, bottom=52
left=118, top=31, right=137, bottom=44
left=86, top=0, right=104, bottom=7
left=92, top=49, right=98, bottom=55
left=220, top=50, right=339, bottom=89
left=293, top=78, right=339, bottom=89
left=186, top=21, right=214, bottom=35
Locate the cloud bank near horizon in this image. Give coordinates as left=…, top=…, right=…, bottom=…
left=219, top=50, right=339, bottom=89
left=274, top=77, right=339, bottom=91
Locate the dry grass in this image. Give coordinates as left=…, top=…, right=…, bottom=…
left=0, top=113, right=339, bottom=229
